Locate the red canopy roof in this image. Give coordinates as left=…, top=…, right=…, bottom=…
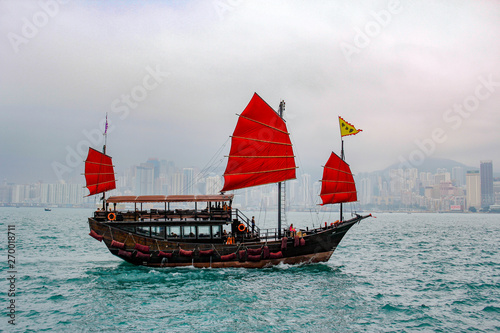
left=107, top=194, right=234, bottom=203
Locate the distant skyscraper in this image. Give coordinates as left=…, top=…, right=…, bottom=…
left=170, top=173, right=183, bottom=195
left=135, top=164, right=154, bottom=195
left=301, top=173, right=311, bottom=206
left=452, top=166, right=465, bottom=187
left=480, top=160, right=494, bottom=208
left=205, top=176, right=223, bottom=195
left=360, top=177, right=372, bottom=205
left=436, top=168, right=447, bottom=175
left=466, top=171, right=481, bottom=210
left=183, top=168, right=194, bottom=195
left=288, top=179, right=299, bottom=204
left=146, top=158, right=160, bottom=179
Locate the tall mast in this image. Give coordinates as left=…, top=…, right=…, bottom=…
left=340, top=139, right=344, bottom=222
left=102, top=113, right=108, bottom=211
left=278, top=100, right=285, bottom=238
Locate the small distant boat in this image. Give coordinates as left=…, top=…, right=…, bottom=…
left=85, top=93, right=372, bottom=268
left=44, top=208, right=51, bottom=211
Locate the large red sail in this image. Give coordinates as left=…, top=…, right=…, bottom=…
left=84, top=148, right=116, bottom=196
left=221, top=93, right=296, bottom=192
left=320, top=152, right=357, bottom=205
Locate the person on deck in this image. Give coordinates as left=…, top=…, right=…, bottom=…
left=289, top=224, right=296, bottom=237
left=232, top=219, right=238, bottom=235
left=251, top=216, right=256, bottom=235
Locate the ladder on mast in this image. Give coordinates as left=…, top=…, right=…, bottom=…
left=280, top=181, right=287, bottom=227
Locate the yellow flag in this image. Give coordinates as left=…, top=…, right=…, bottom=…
left=339, top=116, right=362, bottom=137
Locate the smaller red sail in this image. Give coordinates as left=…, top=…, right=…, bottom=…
left=320, top=152, right=357, bottom=205
left=84, top=148, right=116, bottom=196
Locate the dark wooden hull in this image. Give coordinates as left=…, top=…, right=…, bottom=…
left=88, top=215, right=370, bottom=268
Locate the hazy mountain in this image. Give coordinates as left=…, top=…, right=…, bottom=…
left=384, top=158, right=474, bottom=174
left=356, top=157, right=500, bottom=179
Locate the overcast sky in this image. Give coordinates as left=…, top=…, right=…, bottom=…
left=1, top=0, right=499, bottom=184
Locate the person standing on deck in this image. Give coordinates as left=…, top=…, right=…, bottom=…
left=251, top=216, right=255, bottom=235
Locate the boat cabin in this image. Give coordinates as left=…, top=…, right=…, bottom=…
left=93, top=194, right=260, bottom=243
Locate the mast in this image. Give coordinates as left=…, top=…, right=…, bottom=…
left=84, top=114, right=115, bottom=206
left=102, top=113, right=109, bottom=210
left=221, top=93, right=297, bottom=237
left=278, top=100, right=285, bottom=238
left=340, top=139, right=344, bottom=222
left=319, top=116, right=360, bottom=214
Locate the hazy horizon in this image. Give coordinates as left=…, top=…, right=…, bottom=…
left=1, top=1, right=499, bottom=184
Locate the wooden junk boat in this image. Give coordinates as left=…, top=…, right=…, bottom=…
left=85, top=93, right=371, bottom=268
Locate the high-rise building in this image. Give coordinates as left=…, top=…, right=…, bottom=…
left=288, top=179, right=299, bottom=204
left=480, top=160, right=494, bottom=208
left=494, top=181, right=500, bottom=205
left=359, top=177, right=372, bottom=205
left=183, top=168, right=195, bottom=195
left=146, top=158, right=160, bottom=179
left=205, top=175, right=223, bottom=195
left=301, top=173, right=311, bottom=206
left=135, top=164, right=154, bottom=195
left=170, top=172, right=183, bottom=195
left=466, top=171, right=481, bottom=210
left=452, top=166, right=465, bottom=187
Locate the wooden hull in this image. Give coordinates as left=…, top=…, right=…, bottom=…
left=88, top=215, right=369, bottom=268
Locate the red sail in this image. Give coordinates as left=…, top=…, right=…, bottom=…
left=84, top=148, right=116, bottom=196
left=320, top=152, right=357, bottom=205
left=221, top=93, right=296, bottom=192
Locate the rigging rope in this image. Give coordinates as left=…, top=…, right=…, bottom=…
left=288, top=124, right=323, bottom=227
left=181, top=137, right=230, bottom=195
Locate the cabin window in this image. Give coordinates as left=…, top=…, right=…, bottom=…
left=151, top=226, right=165, bottom=239
left=136, top=226, right=150, bottom=236
left=198, top=226, right=211, bottom=239
left=183, top=226, right=196, bottom=239
left=166, top=226, right=180, bottom=239
left=212, top=225, right=222, bottom=238
left=121, top=226, right=135, bottom=233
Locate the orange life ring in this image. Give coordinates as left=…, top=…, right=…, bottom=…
left=238, top=224, right=246, bottom=232
left=108, top=212, right=116, bottom=221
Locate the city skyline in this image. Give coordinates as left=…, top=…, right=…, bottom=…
left=2, top=155, right=498, bottom=213
left=1, top=1, right=500, bottom=184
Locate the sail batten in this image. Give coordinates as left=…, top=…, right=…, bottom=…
left=221, top=93, right=296, bottom=192
left=231, top=136, right=293, bottom=146
left=321, top=191, right=357, bottom=195
left=227, top=155, right=296, bottom=158
left=85, top=148, right=116, bottom=196
left=237, top=114, right=290, bottom=134
left=320, top=152, right=357, bottom=205
left=84, top=161, right=116, bottom=167
left=225, top=166, right=298, bottom=176
left=84, top=173, right=116, bottom=175
left=323, top=167, right=352, bottom=174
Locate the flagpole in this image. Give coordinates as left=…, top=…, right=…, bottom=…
left=338, top=116, right=361, bottom=222
left=103, top=113, right=108, bottom=155
left=102, top=113, right=108, bottom=211
left=340, top=138, right=344, bottom=222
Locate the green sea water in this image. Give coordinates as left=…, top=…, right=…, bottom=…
left=1, top=208, right=499, bottom=332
